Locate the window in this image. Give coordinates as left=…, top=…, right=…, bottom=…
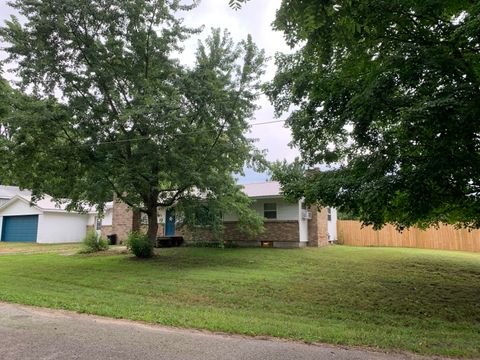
left=95, top=217, right=102, bottom=230
left=327, top=207, right=332, bottom=221
left=141, top=213, right=149, bottom=225
left=264, top=203, right=277, bottom=219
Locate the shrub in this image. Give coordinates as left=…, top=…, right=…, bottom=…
left=126, top=232, right=154, bottom=258
left=186, top=240, right=223, bottom=248
left=185, top=240, right=237, bottom=248
left=80, top=229, right=109, bottom=254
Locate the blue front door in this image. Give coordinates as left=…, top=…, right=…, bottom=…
left=165, top=209, right=175, bottom=236
left=1, top=215, right=39, bottom=242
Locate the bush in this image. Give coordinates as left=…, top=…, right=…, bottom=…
left=186, top=241, right=223, bottom=248
left=185, top=240, right=237, bottom=248
left=80, top=229, right=109, bottom=254
left=126, top=232, right=154, bottom=258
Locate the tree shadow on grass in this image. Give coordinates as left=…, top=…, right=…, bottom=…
left=122, top=247, right=268, bottom=271
left=288, top=253, right=480, bottom=327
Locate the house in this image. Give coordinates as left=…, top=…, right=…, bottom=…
left=0, top=185, right=97, bottom=243
left=0, top=182, right=337, bottom=247
left=108, top=181, right=337, bottom=248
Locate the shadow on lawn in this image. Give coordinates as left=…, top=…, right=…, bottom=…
left=116, top=246, right=480, bottom=327
left=292, top=254, right=480, bottom=326
left=123, top=247, right=267, bottom=270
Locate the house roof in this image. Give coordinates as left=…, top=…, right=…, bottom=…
left=1, top=181, right=283, bottom=213
left=240, top=181, right=282, bottom=198
left=0, top=185, right=32, bottom=199
left=0, top=185, right=98, bottom=214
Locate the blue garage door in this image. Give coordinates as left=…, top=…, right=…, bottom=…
left=1, top=215, right=39, bottom=242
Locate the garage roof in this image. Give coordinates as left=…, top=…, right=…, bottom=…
left=0, top=186, right=97, bottom=214
left=0, top=186, right=32, bottom=199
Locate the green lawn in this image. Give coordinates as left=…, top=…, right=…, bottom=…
left=0, top=245, right=478, bottom=357
left=0, top=242, right=82, bottom=254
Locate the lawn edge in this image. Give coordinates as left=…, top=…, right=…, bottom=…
left=0, top=300, right=468, bottom=360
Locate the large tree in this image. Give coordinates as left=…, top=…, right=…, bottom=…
left=268, top=0, right=480, bottom=229
left=0, top=77, right=90, bottom=200
left=0, top=0, right=266, bottom=241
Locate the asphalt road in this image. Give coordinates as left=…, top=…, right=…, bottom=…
left=0, top=302, right=443, bottom=360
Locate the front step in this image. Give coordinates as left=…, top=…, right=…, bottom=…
left=154, top=236, right=184, bottom=248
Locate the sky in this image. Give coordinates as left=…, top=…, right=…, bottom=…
left=0, top=0, right=299, bottom=183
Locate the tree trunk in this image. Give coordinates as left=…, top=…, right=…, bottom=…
left=132, top=210, right=141, bottom=233
left=146, top=206, right=158, bottom=243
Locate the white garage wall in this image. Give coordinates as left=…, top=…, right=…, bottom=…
left=37, top=212, right=89, bottom=243
left=87, top=214, right=96, bottom=226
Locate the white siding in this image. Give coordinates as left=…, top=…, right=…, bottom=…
left=0, top=200, right=42, bottom=216
left=102, top=209, right=113, bottom=226
left=157, top=208, right=166, bottom=225
left=87, top=214, right=96, bottom=226
left=298, top=199, right=308, bottom=242
left=88, top=208, right=113, bottom=228
left=328, top=207, right=338, bottom=240
left=37, top=212, right=89, bottom=243
left=223, top=198, right=299, bottom=221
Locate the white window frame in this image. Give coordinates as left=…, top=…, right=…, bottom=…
left=264, top=202, right=277, bottom=219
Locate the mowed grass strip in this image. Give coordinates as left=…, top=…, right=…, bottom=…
left=0, top=242, right=82, bottom=254
left=0, top=246, right=478, bottom=357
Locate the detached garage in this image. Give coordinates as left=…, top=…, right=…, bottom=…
left=0, top=195, right=92, bottom=244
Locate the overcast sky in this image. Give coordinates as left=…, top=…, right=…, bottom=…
left=0, top=0, right=298, bottom=183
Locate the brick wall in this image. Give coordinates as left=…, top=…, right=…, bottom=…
left=183, top=220, right=300, bottom=247
left=111, top=199, right=140, bottom=244
left=227, top=221, right=299, bottom=242
left=100, top=225, right=113, bottom=239
left=181, top=227, right=217, bottom=242
left=308, top=206, right=329, bottom=247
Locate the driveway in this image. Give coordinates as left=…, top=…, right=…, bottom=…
left=0, top=302, right=446, bottom=360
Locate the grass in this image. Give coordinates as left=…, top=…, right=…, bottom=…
left=0, top=242, right=82, bottom=254
left=0, top=245, right=478, bottom=357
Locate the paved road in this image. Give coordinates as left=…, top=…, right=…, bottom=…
left=0, top=302, right=444, bottom=360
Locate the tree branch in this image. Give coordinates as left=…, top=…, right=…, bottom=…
left=144, top=2, right=159, bottom=79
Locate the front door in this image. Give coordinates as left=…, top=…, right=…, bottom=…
left=165, top=209, right=175, bottom=236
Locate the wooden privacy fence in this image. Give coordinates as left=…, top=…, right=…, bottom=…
left=337, top=220, right=480, bottom=252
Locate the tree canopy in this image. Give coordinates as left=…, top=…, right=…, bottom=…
left=0, top=0, right=266, bottom=240
left=268, top=0, right=480, bottom=229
